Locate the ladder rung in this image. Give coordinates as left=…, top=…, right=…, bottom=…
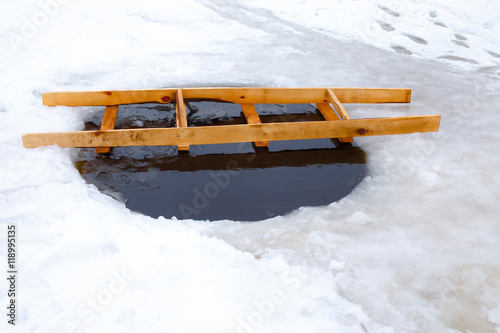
left=176, top=89, right=189, bottom=151
left=241, top=103, right=269, bottom=147
left=96, top=105, right=119, bottom=153
left=327, top=89, right=351, bottom=120
left=316, top=103, right=353, bottom=143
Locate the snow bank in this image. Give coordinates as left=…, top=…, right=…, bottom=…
left=240, top=0, right=500, bottom=73
left=0, top=0, right=499, bottom=332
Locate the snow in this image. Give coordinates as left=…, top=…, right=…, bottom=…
left=240, top=0, right=500, bottom=72
left=1, top=0, right=499, bottom=332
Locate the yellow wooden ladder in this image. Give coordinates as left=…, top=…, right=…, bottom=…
left=22, top=87, right=440, bottom=151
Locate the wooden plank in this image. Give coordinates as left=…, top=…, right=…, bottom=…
left=41, top=87, right=412, bottom=106
left=95, top=106, right=119, bottom=153
left=326, top=89, right=351, bottom=120
left=175, top=89, right=189, bottom=151
left=241, top=103, right=269, bottom=147
left=316, top=103, right=340, bottom=121
left=22, top=115, right=441, bottom=148
left=316, top=103, right=353, bottom=143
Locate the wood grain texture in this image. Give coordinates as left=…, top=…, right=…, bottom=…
left=22, top=115, right=440, bottom=148
left=241, top=103, right=269, bottom=147
left=41, top=87, right=412, bottom=106
left=95, top=105, right=118, bottom=153
left=316, top=103, right=353, bottom=143
left=327, top=89, right=351, bottom=120
left=175, top=89, right=189, bottom=151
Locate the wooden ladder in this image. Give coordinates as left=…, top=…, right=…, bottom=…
left=22, top=87, right=440, bottom=151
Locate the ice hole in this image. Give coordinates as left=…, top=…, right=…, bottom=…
left=74, top=102, right=367, bottom=221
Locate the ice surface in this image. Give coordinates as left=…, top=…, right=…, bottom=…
left=0, top=0, right=499, bottom=332
left=240, top=0, right=500, bottom=72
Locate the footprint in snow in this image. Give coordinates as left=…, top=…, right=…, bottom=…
left=378, top=22, right=395, bottom=32
left=403, top=34, right=428, bottom=45
left=453, top=40, right=470, bottom=48
left=379, top=5, right=400, bottom=17
left=438, top=55, right=479, bottom=64
left=392, top=45, right=412, bottom=55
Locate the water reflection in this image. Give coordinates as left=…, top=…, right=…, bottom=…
left=74, top=103, right=367, bottom=221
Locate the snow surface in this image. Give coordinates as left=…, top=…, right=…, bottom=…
left=0, top=0, right=499, bottom=332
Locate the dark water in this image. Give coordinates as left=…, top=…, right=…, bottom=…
left=74, top=102, right=367, bottom=221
